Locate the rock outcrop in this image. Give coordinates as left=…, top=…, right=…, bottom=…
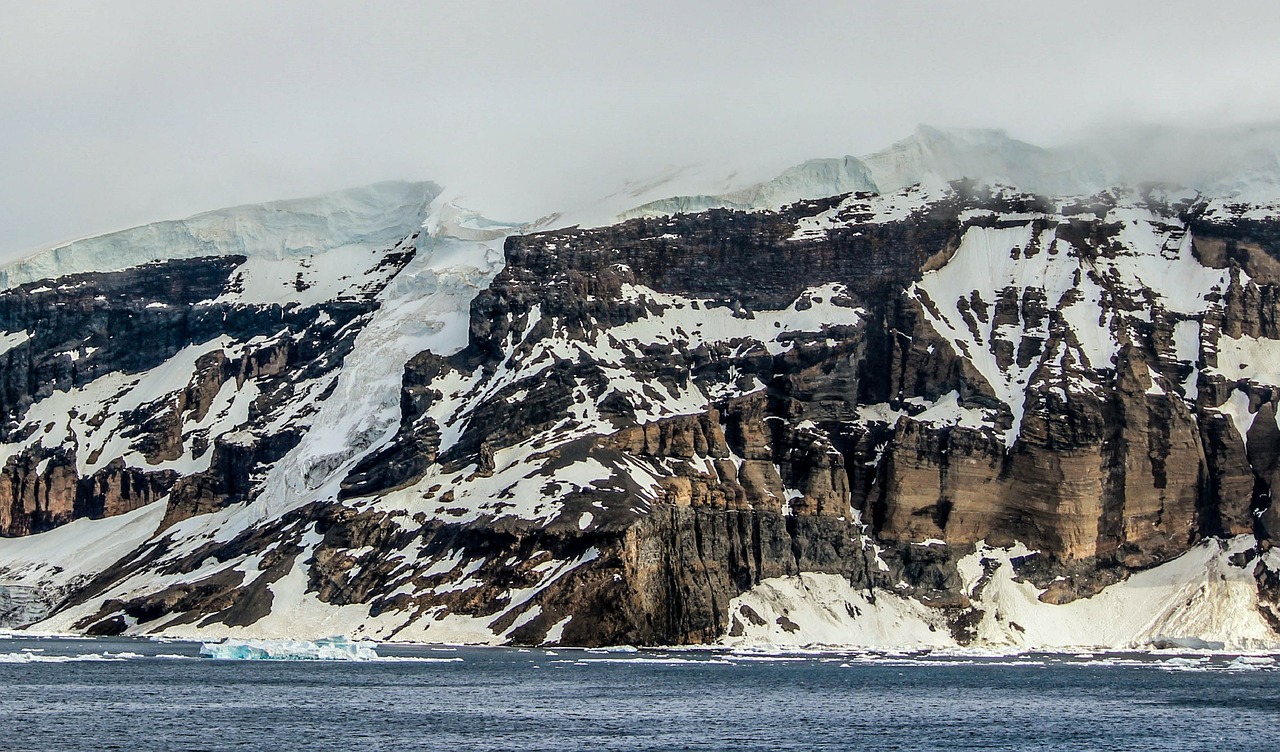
left=0, top=235, right=419, bottom=536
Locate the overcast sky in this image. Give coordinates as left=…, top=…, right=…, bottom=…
left=3, top=0, right=1280, bottom=256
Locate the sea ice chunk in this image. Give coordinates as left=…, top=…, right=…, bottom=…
left=199, top=635, right=377, bottom=661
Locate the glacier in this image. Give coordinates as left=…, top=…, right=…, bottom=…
left=0, top=180, right=441, bottom=288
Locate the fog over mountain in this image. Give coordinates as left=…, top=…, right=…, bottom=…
left=4, top=1, right=1280, bottom=256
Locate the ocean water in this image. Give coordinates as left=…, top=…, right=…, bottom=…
left=0, top=637, right=1277, bottom=751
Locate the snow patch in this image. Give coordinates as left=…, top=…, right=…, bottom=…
left=0, top=330, right=31, bottom=357
left=723, top=573, right=953, bottom=649
left=1213, top=334, right=1280, bottom=386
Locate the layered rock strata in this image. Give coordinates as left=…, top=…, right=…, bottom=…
left=4, top=182, right=1280, bottom=647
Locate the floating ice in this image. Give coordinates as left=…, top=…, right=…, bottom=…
left=0, top=650, right=123, bottom=663
left=199, top=636, right=378, bottom=661
left=1228, top=655, right=1277, bottom=670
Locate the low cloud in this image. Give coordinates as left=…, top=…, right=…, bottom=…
left=3, top=1, right=1280, bottom=257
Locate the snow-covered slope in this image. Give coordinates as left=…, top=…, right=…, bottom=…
left=526, top=162, right=769, bottom=231
left=725, top=538, right=1280, bottom=652
left=0, top=181, right=440, bottom=289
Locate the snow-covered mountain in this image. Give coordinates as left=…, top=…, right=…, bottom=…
left=615, top=123, right=1280, bottom=221
left=618, top=157, right=879, bottom=220
left=0, top=181, right=441, bottom=290
left=860, top=125, right=1117, bottom=196
left=3, top=127, right=1280, bottom=651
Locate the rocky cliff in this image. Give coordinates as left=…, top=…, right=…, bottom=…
left=3, top=138, right=1280, bottom=649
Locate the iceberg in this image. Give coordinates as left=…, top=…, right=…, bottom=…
left=199, top=636, right=378, bottom=661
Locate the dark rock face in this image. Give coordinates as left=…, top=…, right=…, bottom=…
left=0, top=256, right=244, bottom=418
left=331, top=184, right=1280, bottom=642
left=0, top=240, right=416, bottom=537
left=0, top=452, right=174, bottom=537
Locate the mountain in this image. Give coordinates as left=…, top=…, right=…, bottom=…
left=2, top=128, right=1280, bottom=651
left=860, top=125, right=1116, bottom=196
left=602, top=124, right=1280, bottom=226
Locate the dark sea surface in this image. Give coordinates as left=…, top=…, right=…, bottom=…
left=1, top=636, right=1277, bottom=751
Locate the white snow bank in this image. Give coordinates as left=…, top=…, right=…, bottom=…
left=963, top=536, right=1277, bottom=651
left=0, top=502, right=167, bottom=591
left=723, top=573, right=954, bottom=650
left=241, top=228, right=508, bottom=522
left=725, top=537, right=1279, bottom=652
left=0, top=330, right=31, bottom=357
left=1213, top=334, right=1280, bottom=385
